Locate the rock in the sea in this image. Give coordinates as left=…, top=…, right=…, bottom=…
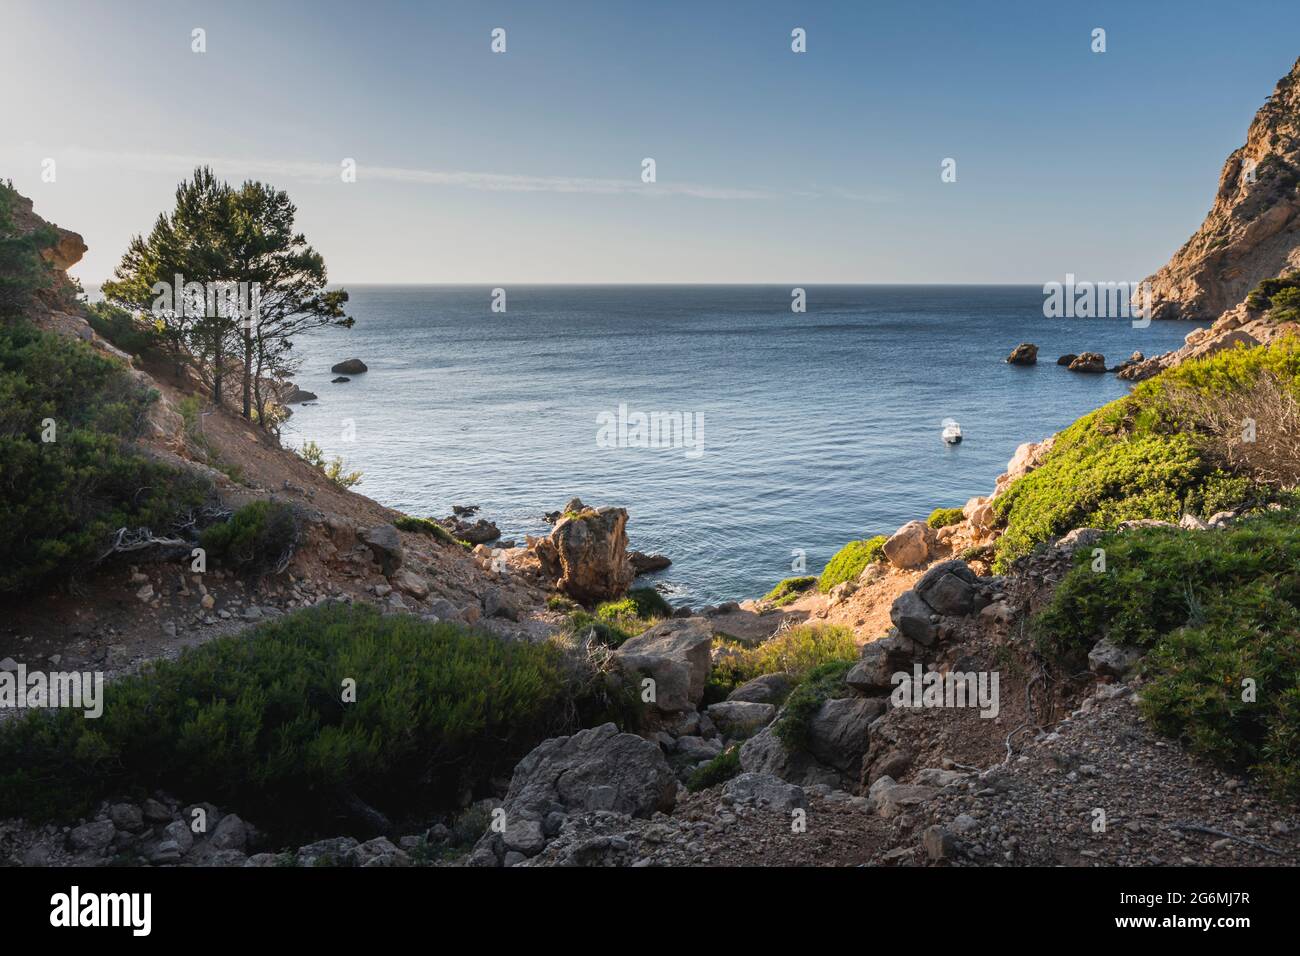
left=882, top=520, right=935, bottom=569
left=282, top=386, right=318, bottom=404
left=331, top=376, right=351, bottom=384
left=613, top=618, right=713, bottom=713
left=1006, top=342, right=1038, bottom=365
left=330, top=358, right=368, bottom=374
left=449, top=517, right=500, bottom=545
left=532, top=506, right=634, bottom=603
left=1056, top=353, right=1077, bottom=366
left=1067, top=352, right=1107, bottom=373
left=629, top=550, right=672, bottom=575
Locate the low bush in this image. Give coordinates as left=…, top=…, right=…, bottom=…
left=818, top=535, right=887, bottom=592
left=564, top=588, right=669, bottom=648
left=927, top=507, right=965, bottom=529
left=199, top=500, right=301, bottom=579
left=992, top=340, right=1297, bottom=570
left=297, top=439, right=362, bottom=489
left=0, top=604, right=623, bottom=838
left=762, top=576, right=816, bottom=607
left=686, top=746, right=741, bottom=792
left=706, top=624, right=856, bottom=702
left=85, top=300, right=163, bottom=358
left=1032, top=507, right=1300, bottom=799
left=0, top=321, right=210, bottom=593
left=393, top=514, right=468, bottom=548
left=773, top=660, right=855, bottom=753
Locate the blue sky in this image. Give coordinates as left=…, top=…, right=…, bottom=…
left=3, top=0, right=1299, bottom=283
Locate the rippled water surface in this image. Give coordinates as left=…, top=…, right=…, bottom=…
left=279, top=285, right=1191, bottom=605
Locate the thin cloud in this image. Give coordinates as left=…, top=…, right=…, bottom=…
left=29, top=146, right=774, bottom=200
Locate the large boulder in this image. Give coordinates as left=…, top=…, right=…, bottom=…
left=913, top=560, right=977, bottom=617
left=361, top=524, right=403, bottom=574
left=613, top=618, right=713, bottom=713
left=706, top=700, right=777, bottom=738
left=1006, top=342, right=1038, bottom=365
left=806, top=696, right=885, bottom=777
left=723, top=772, right=806, bottom=812
left=890, top=589, right=939, bottom=645
left=532, top=506, right=634, bottom=603
left=846, top=633, right=918, bottom=694
left=882, top=520, right=935, bottom=569
left=726, top=672, right=793, bottom=704
left=738, top=723, right=842, bottom=788
left=476, top=722, right=676, bottom=864
left=331, top=358, right=368, bottom=374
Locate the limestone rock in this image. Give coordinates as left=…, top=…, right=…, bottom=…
left=613, top=618, right=713, bottom=713
left=532, top=506, right=634, bottom=603
left=1006, top=342, right=1038, bottom=365
left=882, top=520, right=935, bottom=569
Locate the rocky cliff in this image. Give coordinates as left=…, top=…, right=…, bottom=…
left=1143, top=57, right=1300, bottom=320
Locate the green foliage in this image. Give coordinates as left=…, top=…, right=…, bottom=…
left=84, top=300, right=162, bottom=358
left=762, top=576, right=816, bottom=607
left=546, top=594, right=578, bottom=612
left=564, top=610, right=634, bottom=649
left=0, top=604, right=600, bottom=838
left=101, top=166, right=352, bottom=421
left=927, top=507, right=965, bottom=529
left=0, top=180, right=57, bottom=314
left=298, top=439, right=362, bottom=489
left=686, top=746, right=741, bottom=792
left=199, top=500, right=301, bottom=579
left=1033, top=508, right=1300, bottom=799
left=0, top=321, right=209, bottom=593
left=773, top=660, right=854, bottom=753
left=1245, top=271, right=1300, bottom=312
left=563, top=587, right=671, bottom=648
left=818, top=535, right=887, bottom=592
left=393, top=514, right=468, bottom=548
left=706, top=625, right=856, bottom=702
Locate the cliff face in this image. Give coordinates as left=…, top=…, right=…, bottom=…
left=1144, top=57, right=1300, bottom=320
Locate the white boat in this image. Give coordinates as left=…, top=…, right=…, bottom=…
left=942, top=419, right=963, bottom=444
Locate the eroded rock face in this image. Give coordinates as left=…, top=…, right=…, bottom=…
left=361, top=524, right=403, bottom=574
left=532, top=506, right=633, bottom=603
left=1142, top=58, right=1300, bottom=320
left=474, top=722, right=676, bottom=865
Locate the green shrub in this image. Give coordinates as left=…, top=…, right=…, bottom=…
left=1032, top=508, right=1300, bottom=799
left=85, top=301, right=162, bottom=358
left=706, top=624, right=856, bottom=702
left=393, top=514, right=468, bottom=548
left=927, top=507, right=965, bottom=529
left=762, top=576, right=816, bottom=607
left=0, top=604, right=618, bottom=838
left=1245, top=271, right=1300, bottom=311
left=298, top=439, right=362, bottom=489
left=564, top=610, right=635, bottom=649
left=199, top=500, right=301, bottom=578
left=773, top=660, right=855, bottom=753
left=0, top=180, right=57, bottom=314
left=0, top=321, right=210, bottom=593
left=686, top=746, right=741, bottom=792
left=818, top=535, right=887, bottom=592
left=990, top=340, right=1300, bottom=570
